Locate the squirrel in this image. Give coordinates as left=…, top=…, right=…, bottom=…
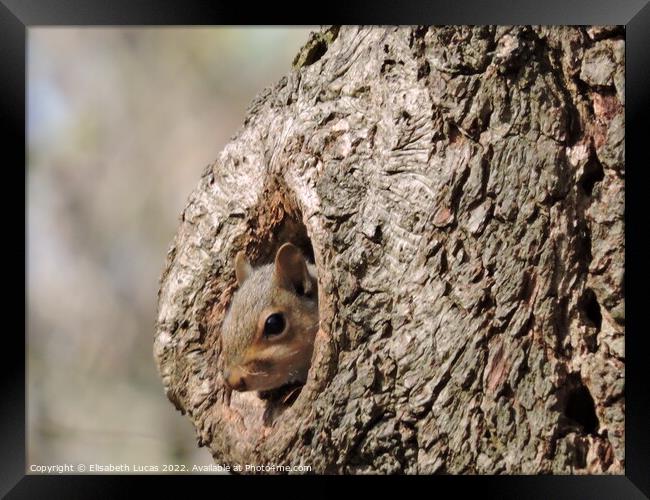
left=220, top=243, right=319, bottom=394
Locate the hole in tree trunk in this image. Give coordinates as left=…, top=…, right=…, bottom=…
left=220, top=179, right=320, bottom=426
left=239, top=178, right=315, bottom=266
left=578, top=157, right=604, bottom=196
left=564, top=374, right=599, bottom=435
left=580, top=288, right=602, bottom=331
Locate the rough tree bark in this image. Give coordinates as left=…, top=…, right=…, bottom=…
left=154, top=26, right=624, bottom=474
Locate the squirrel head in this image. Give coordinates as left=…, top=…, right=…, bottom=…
left=220, top=243, right=319, bottom=392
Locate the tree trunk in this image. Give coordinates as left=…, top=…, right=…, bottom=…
left=154, top=25, right=624, bottom=474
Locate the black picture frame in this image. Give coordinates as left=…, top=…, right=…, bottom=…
left=6, top=1, right=648, bottom=497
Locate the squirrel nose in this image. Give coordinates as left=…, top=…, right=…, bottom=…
left=232, top=378, right=247, bottom=391
left=223, top=368, right=247, bottom=391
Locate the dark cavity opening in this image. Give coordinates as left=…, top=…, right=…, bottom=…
left=273, top=216, right=314, bottom=264
left=565, top=374, right=599, bottom=435
left=301, top=39, right=328, bottom=67
left=576, top=223, right=592, bottom=264
left=247, top=186, right=315, bottom=266
left=580, top=288, right=602, bottom=331
left=579, top=158, right=604, bottom=196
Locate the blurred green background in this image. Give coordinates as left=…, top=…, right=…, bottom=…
left=27, top=27, right=315, bottom=470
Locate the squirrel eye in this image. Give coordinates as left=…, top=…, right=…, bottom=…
left=263, top=313, right=285, bottom=337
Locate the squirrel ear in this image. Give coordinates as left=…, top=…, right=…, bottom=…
left=234, top=251, right=252, bottom=286
left=274, top=243, right=311, bottom=294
